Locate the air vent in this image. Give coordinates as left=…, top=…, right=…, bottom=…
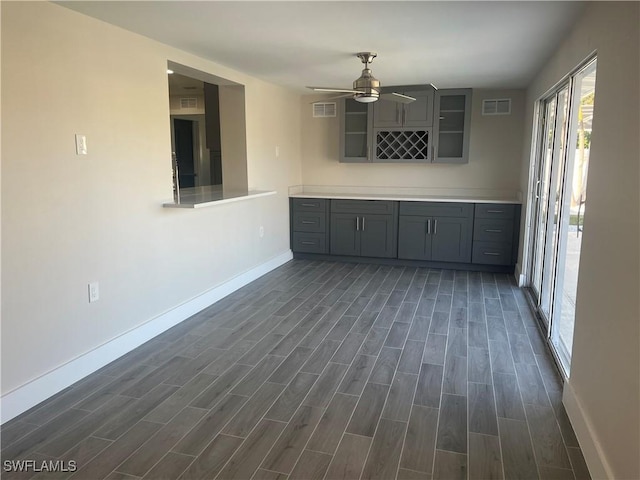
left=313, top=102, right=337, bottom=118
left=180, top=97, right=197, bottom=109
left=482, top=98, right=511, bottom=115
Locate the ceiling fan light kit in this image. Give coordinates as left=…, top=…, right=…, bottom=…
left=308, top=52, right=416, bottom=104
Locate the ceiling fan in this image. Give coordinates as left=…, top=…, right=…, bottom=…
left=308, top=52, right=417, bottom=104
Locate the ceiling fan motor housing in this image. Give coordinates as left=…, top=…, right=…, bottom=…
left=353, top=68, right=380, bottom=103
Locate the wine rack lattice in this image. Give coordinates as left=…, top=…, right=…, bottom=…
left=376, top=130, right=429, bottom=160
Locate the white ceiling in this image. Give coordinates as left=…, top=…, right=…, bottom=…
left=58, top=1, right=586, bottom=92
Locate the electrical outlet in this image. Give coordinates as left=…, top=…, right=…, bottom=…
left=88, top=282, right=99, bottom=303
left=259, top=226, right=265, bottom=238
left=275, top=145, right=280, bottom=158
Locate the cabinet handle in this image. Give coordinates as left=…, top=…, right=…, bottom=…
left=356, top=217, right=360, bottom=231
left=486, top=210, right=504, bottom=214
left=301, top=241, right=316, bottom=246
left=427, top=219, right=431, bottom=235
left=301, top=220, right=316, bottom=224
left=402, top=109, right=406, bottom=125
left=485, top=229, right=503, bottom=233
left=367, top=145, right=370, bottom=161
left=362, top=217, right=365, bottom=231
left=483, top=252, right=501, bottom=256
left=396, top=107, right=400, bottom=124
left=433, top=219, right=437, bottom=235
left=301, top=203, right=317, bottom=207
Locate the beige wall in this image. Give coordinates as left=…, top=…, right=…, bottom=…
left=1, top=2, right=301, bottom=395
left=300, top=89, right=525, bottom=193
left=219, top=85, right=249, bottom=193
left=519, top=3, right=639, bottom=478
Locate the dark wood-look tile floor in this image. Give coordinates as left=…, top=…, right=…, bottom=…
left=1, top=260, right=592, bottom=480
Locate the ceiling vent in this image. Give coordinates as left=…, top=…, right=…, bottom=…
left=180, top=97, right=198, bottom=109
left=313, top=102, right=337, bottom=118
left=482, top=98, right=511, bottom=115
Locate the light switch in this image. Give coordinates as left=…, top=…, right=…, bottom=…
left=75, top=134, right=88, bottom=155
left=88, top=282, right=99, bottom=303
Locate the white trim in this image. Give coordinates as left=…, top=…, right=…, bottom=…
left=563, top=381, right=612, bottom=479
left=0, top=250, right=293, bottom=424
left=513, top=263, right=526, bottom=287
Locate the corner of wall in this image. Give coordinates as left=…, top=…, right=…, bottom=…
left=563, top=381, right=612, bottom=479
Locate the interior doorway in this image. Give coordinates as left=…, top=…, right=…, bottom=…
left=526, top=57, right=597, bottom=375
left=167, top=71, right=223, bottom=193
left=173, top=118, right=197, bottom=188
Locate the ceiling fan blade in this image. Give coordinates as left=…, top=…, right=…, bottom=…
left=380, top=92, right=416, bottom=104
left=307, top=86, right=360, bottom=94
left=310, top=93, right=354, bottom=103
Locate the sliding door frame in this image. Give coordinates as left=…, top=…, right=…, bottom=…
left=521, top=53, right=597, bottom=378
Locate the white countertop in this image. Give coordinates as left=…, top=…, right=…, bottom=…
left=288, top=185, right=521, bottom=204
left=163, top=187, right=276, bottom=209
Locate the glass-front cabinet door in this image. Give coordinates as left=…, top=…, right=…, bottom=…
left=339, top=99, right=373, bottom=162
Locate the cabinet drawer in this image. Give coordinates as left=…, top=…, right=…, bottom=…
left=475, top=204, right=516, bottom=219
left=292, top=198, right=326, bottom=212
left=400, top=201, right=473, bottom=218
left=472, top=242, right=513, bottom=266
left=331, top=199, right=395, bottom=215
left=293, top=212, right=326, bottom=233
left=292, top=232, right=327, bottom=254
left=473, top=218, right=514, bottom=243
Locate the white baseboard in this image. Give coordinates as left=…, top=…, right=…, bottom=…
left=563, top=381, right=612, bottom=479
left=513, top=263, right=526, bottom=287
left=1, top=250, right=293, bottom=424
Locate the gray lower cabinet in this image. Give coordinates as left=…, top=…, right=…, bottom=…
left=290, top=198, right=329, bottom=254
left=290, top=197, right=519, bottom=269
left=330, top=200, right=398, bottom=258
left=472, top=203, right=520, bottom=265
left=397, top=202, right=473, bottom=263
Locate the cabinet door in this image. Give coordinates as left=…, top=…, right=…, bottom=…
left=373, top=99, right=401, bottom=128
left=359, top=214, right=397, bottom=258
left=433, top=89, right=472, bottom=164
left=398, top=216, right=432, bottom=260
left=403, top=90, right=434, bottom=128
left=340, top=99, right=373, bottom=162
left=330, top=213, right=360, bottom=256
left=431, top=216, right=472, bottom=263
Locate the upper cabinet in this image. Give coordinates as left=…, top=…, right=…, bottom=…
left=433, top=89, right=472, bottom=164
left=373, top=88, right=434, bottom=129
left=339, top=98, right=373, bottom=163
left=371, top=86, right=435, bottom=163
left=338, top=86, right=472, bottom=164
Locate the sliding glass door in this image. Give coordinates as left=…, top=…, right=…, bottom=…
left=527, top=58, right=597, bottom=375
left=530, top=86, right=570, bottom=327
